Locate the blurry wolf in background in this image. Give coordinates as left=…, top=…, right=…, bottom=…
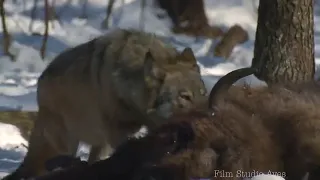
left=3, top=28, right=207, bottom=180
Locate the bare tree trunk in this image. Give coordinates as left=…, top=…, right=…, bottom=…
left=30, top=0, right=59, bottom=35
left=29, top=0, right=39, bottom=32
left=40, top=0, right=49, bottom=59
left=49, top=0, right=61, bottom=27
left=252, top=0, right=315, bottom=84
left=0, top=0, right=14, bottom=60
left=101, top=0, right=115, bottom=29
left=139, top=0, right=146, bottom=31
left=80, top=0, right=88, bottom=18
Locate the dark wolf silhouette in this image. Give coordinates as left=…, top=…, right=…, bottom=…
left=32, top=121, right=195, bottom=180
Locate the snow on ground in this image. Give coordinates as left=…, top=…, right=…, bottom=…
left=0, top=0, right=319, bottom=179
left=0, top=123, right=27, bottom=176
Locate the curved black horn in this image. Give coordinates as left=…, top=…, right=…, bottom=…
left=208, top=67, right=257, bottom=109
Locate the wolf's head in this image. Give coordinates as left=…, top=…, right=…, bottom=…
left=141, top=47, right=207, bottom=125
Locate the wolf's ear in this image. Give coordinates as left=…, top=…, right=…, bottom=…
left=179, top=47, right=197, bottom=65
left=144, top=51, right=166, bottom=87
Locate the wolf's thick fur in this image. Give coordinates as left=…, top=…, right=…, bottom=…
left=4, top=29, right=207, bottom=180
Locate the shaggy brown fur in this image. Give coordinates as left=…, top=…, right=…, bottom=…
left=127, top=67, right=320, bottom=180
left=143, top=102, right=283, bottom=180
left=221, top=82, right=320, bottom=180
left=142, top=68, right=320, bottom=180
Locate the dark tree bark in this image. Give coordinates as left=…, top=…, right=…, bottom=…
left=29, top=0, right=38, bottom=32
left=252, top=0, right=315, bottom=84
left=0, top=0, right=14, bottom=60
left=101, top=0, right=115, bottom=29
left=139, top=0, right=146, bottom=31
left=48, top=0, right=60, bottom=24
left=79, top=0, right=88, bottom=19
left=40, top=0, right=49, bottom=59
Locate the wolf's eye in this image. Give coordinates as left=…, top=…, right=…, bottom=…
left=179, top=90, right=193, bottom=102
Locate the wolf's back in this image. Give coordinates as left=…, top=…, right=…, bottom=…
left=39, top=29, right=175, bottom=82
